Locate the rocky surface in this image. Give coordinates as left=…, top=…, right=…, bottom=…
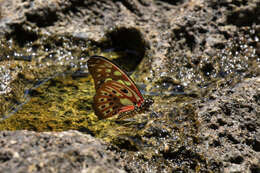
left=0, top=130, right=125, bottom=173
left=0, top=0, right=259, bottom=172
left=198, top=77, right=260, bottom=173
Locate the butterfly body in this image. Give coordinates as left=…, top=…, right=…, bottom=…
left=87, top=55, right=153, bottom=119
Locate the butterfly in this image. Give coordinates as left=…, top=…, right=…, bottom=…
left=87, top=55, right=154, bottom=119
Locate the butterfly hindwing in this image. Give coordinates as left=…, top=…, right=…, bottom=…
left=93, top=81, right=141, bottom=119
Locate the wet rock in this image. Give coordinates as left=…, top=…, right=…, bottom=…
left=0, top=130, right=125, bottom=173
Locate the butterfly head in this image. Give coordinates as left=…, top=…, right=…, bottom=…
left=139, top=98, right=154, bottom=112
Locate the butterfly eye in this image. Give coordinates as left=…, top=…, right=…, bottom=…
left=112, top=90, right=117, bottom=94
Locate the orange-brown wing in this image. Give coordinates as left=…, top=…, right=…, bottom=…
left=93, top=81, right=143, bottom=119
left=87, top=56, right=144, bottom=105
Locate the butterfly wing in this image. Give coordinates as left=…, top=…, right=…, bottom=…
left=87, top=56, right=145, bottom=119
left=93, top=80, right=143, bottom=119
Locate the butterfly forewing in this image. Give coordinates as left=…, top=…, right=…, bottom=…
left=88, top=56, right=144, bottom=98
left=87, top=56, right=145, bottom=119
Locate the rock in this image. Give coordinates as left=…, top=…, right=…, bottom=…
left=198, top=77, right=260, bottom=173
left=0, top=130, right=125, bottom=173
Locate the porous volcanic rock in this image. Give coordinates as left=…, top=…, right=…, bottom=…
left=197, top=77, right=260, bottom=173
left=0, top=130, right=125, bottom=173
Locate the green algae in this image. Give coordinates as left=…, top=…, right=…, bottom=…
left=0, top=74, right=94, bottom=131
left=0, top=69, right=137, bottom=140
